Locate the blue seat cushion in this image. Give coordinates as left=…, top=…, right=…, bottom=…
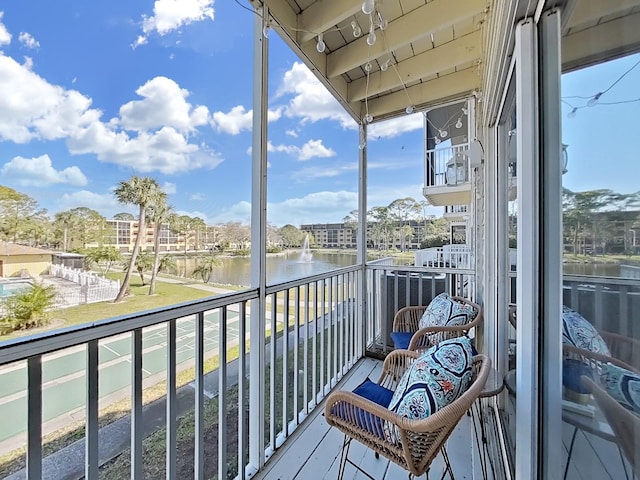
left=390, top=331, right=414, bottom=350
left=353, top=378, right=395, bottom=407
left=562, top=359, right=593, bottom=394
left=330, top=378, right=394, bottom=439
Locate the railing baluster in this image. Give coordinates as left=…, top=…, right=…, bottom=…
left=282, top=288, right=289, bottom=438
left=218, top=307, right=228, bottom=480
left=312, top=281, right=318, bottom=406
left=619, top=286, right=629, bottom=337
left=320, top=279, right=326, bottom=396
left=166, top=319, right=177, bottom=480
left=195, top=311, right=205, bottom=480
left=27, top=356, right=42, bottom=480
left=304, top=283, right=310, bottom=415
left=86, top=340, right=99, bottom=480
left=340, top=274, right=344, bottom=373
left=293, top=286, right=300, bottom=424
left=330, top=276, right=336, bottom=384
left=326, top=278, right=332, bottom=389
left=131, top=328, right=143, bottom=480
left=270, top=292, right=277, bottom=451
left=238, top=302, right=247, bottom=480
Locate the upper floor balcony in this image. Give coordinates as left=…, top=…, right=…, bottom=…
left=444, top=204, right=470, bottom=221
left=423, top=144, right=472, bottom=207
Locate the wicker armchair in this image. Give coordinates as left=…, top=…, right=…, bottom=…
left=324, top=352, right=491, bottom=479
left=392, top=297, right=483, bottom=351
left=582, top=376, right=640, bottom=478
left=509, top=304, right=639, bottom=373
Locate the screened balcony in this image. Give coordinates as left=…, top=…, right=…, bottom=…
left=2, top=0, right=640, bottom=479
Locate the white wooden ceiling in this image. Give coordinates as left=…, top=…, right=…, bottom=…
left=251, top=0, right=640, bottom=124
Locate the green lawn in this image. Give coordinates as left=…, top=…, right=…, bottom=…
left=0, top=275, right=231, bottom=342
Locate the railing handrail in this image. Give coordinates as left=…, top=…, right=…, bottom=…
left=563, top=274, right=640, bottom=287
left=0, top=288, right=259, bottom=366
left=265, top=264, right=361, bottom=294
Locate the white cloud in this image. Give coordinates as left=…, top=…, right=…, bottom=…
left=1, top=154, right=88, bottom=187
left=267, top=141, right=297, bottom=156
left=368, top=113, right=423, bottom=139
left=191, top=192, right=205, bottom=201
left=211, top=105, right=252, bottom=135
left=68, top=123, right=224, bottom=174
left=286, top=129, right=298, bottom=138
left=211, top=105, right=282, bottom=135
left=298, top=139, right=335, bottom=161
left=57, top=190, right=125, bottom=218
left=162, top=181, right=177, bottom=194
left=267, top=191, right=358, bottom=226
left=279, top=62, right=355, bottom=129
left=0, top=55, right=98, bottom=143
left=136, top=0, right=215, bottom=46
left=18, top=32, right=39, bottom=49
left=207, top=201, right=251, bottom=224
left=291, top=163, right=357, bottom=181
left=0, top=12, right=11, bottom=46
left=0, top=53, right=223, bottom=174
left=119, top=76, right=209, bottom=133
left=267, top=139, right=335, bottom=161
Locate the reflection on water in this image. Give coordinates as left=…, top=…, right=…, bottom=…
left=563, top=262, right=640, bottom=279
left=172, top=251, right=358, bottom=286
left=563, top=263, right=621, bottom=277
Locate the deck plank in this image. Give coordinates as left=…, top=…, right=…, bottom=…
left=257, top=358, right=380, bottom=480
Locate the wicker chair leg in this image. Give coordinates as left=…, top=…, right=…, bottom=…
left=440, top=447, right=455, bottom=480
left=337, top=435, right=351, bottom=480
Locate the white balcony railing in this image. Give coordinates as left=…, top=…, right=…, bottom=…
left=414, top=245, right=473, bottom=270
left=424, top=144, right=470, bottom=188
left=0, top=265, right=479, bottom=479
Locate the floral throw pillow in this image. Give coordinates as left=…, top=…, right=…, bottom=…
left=387, top=336, right=473, bottom=440
left=562, top=305, right=610, bottom=356
left=418, top=292, right=477, bottom=330
left=600, top=362, right=640, bottom=413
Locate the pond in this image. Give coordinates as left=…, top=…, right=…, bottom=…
left=172, top=250, right=360, bottom=286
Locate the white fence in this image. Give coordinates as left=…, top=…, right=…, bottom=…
left=49, top=264, right=120, bottom=305
left=414, top=244, right=473, bottom=269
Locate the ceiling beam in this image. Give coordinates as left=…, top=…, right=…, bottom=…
left=348, top=30, right=482, bottom=102
left=298, top=0, right=362, bottom=44
left=568, top=0, right=640, bottom=29
left=365, top=68, right=479, bottom=121
left=261, top=0, right=360, bottom=122
left=563, top=11, right=640, bottom=72
left=326, top=0, right=487, bottom=78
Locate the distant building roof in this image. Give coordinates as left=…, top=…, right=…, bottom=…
left=0, top=242, right=55, bottom=256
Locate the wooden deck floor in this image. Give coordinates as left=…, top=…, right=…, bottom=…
left=252, top=356, right=632, bottom=480
left=254, top=357, right=491, bottom=480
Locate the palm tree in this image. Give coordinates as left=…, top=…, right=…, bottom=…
left=113, top=176, right=165, bottom=302
left=192, top=255, right=222, bottom=283
left=147, top=201, right=174, bottom=295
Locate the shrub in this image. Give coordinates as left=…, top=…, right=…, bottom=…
left=0, top=282, right=57, bottom=333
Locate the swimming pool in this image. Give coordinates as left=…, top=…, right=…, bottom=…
left=0, top=280, right=32, bottom=297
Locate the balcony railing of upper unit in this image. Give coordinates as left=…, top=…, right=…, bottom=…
left=424, top=143, right=470, bottom=188
left=414, top=245, right=473, bottom=270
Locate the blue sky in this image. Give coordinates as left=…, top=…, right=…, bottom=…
left=562, top=52, right=640, bottom=195
left=1, top=2, right=636, bottom=230
left=0, top=0, right=428, bottom=227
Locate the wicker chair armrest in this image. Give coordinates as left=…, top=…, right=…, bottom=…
left=563, top=344, right=638, bottom=373
left=407, top=325, right=472, bottom=352
left=377, top=349, right=419, bottom=389
left=599, top=331, right=640, bottom=372
left=392, top=306, right=427, bottom=332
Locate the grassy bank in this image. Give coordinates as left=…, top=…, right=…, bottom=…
left=0, top=275, right=235, bottom=342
